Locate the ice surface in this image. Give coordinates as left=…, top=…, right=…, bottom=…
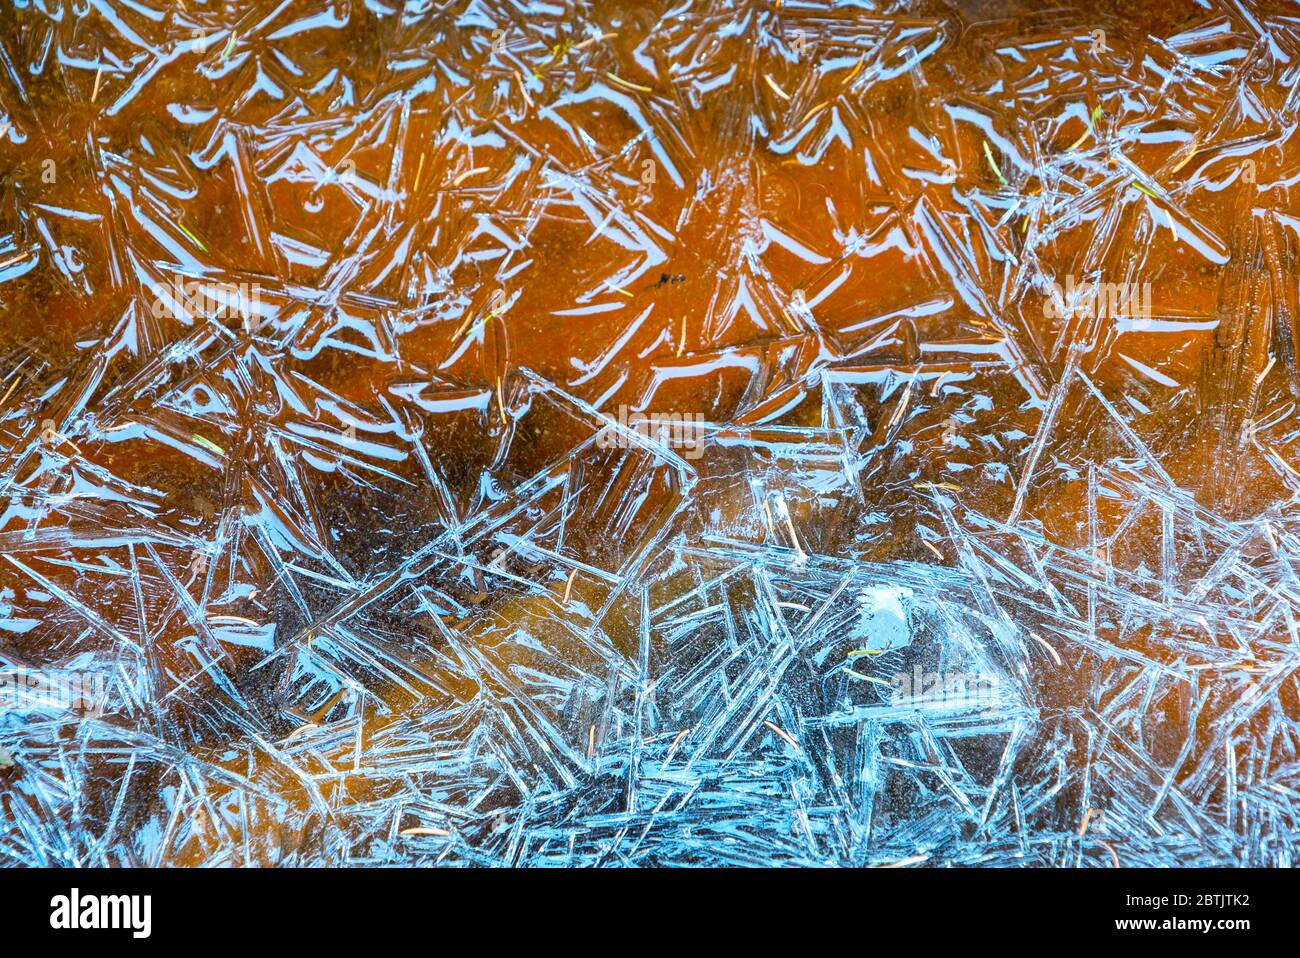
left=1, top=0, right=1299, bottom=866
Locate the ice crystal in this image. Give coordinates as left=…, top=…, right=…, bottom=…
left=0, top=0, right=1298, bottom=867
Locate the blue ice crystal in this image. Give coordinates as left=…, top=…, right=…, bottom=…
left=0, top=0, right=1297, bottom=869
